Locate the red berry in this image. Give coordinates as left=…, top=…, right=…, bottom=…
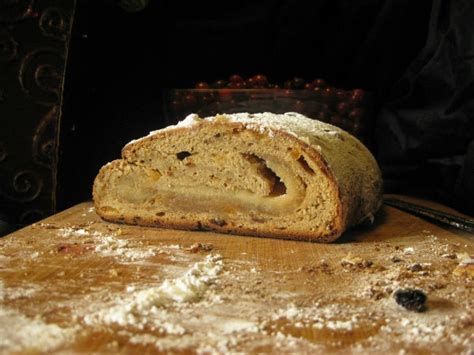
left=198, top=93, right=212, bottom=104
left=348, top=108, right=365, bottom=120
left=253, top=74, right=268, bottom=86
left=229, top=74, right=243, bottom=83
left=335, top=90, right=347, bottom=99
left=195, top=82, right=209, bottom=89
left=219, top=88, right=233, bottom=102
left=322, top=87, right=334, bottom=98
left=312, top=79, right=326, bottom=87
left=25, top=5, right=39, bottom=18
left=214, top=80, right=227, bottom=88
left=227, top=82, right=244, bottom=89
left=292, top=77, right=305, bottom=89
left=172, top=90, right=185, bottom=99
left=321, top=103, right=330, bottom=111
left=170, top=100, right=181, bottom=111
left=331, top=114, right=343, bottom=127
left=283, top=89, right=294, bottom=97
left=294, top=100, right=305, bottom=112
left=246, top=77, right=257, bottom=88
left=350, top=89, right=365, bottom=103
left=352, top=121, right=362, bottom=134
left=337, top=102, right=350, bottom=114
left=313, top=87, right=322, bottom=96
left=316, top=110, right=327, bottom=121
left=184, top=94, right=197, bottom=106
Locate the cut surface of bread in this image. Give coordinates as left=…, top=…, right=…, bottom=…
left=93, top=112, right=382, bottom=242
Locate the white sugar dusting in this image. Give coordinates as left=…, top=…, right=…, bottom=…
left=93, top=235, right=156, bottom=261
left=127, top=113, right=201, bottom=145
left=58, top=227, right=89, bottom=237
left=57, top=227, right=158, bottom=262
left=270, top=303, right=360, bottom=331
left=84, top=254, right=223, bottom=330
left=124, top=112, right=347, bottom=147
left=0, top=307, right=77, bottom=352
left=208, top=112, right=343, bottom=142
left=0, top=281, right=39, bottom=301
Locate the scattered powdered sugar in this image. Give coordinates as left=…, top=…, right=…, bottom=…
left=269, top=302, right=362, bottom=332
left=57, top=227, right=159, bottom=262
left=3, top=286, right=38, bottom=300
left=220, top=319, right=261, bottom=334
left=397, top=317, right=446, bottom=344
left=126, top=329, right=255, bottom=354
left=0, top=307, right=77, bottom=352
left=323, top=320, right=356, bottom=331
left=93, top=235, right=156, bottom=261
left=58, top=227, right=90, bottom=237
left=0, top=281, right=38, bottom=301
left=83, top=254, right=223, bottom=330
left=378, top=313, right=473, bottom=349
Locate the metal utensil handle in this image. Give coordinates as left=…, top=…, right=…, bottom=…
left=383, top=198, right=474, bottom=233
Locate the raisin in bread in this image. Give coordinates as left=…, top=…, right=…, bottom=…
left=93, top=112, right=382, bottom=242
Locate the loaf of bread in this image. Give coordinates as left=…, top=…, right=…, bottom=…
left=93, top=112, right=382, bottom=242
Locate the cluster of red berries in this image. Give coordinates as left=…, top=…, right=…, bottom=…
left=166, top=75, right=370, bottom=140
left=195, top=74, right=274, bottom=89
left=194, top=75, right=366, bottom=101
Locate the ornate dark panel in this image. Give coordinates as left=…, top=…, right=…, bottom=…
left=0, top=0, right=75, bottom=234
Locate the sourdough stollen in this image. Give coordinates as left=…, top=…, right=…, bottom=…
left=93, top=112, right=382, bottom=242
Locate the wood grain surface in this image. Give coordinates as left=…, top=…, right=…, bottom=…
left=0, top=195, right=473, bottom=354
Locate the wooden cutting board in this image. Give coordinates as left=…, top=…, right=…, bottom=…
left=0, top=195, right=473, bottom=354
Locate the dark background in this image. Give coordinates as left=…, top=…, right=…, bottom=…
left=55, top=0, right=474, bottom=216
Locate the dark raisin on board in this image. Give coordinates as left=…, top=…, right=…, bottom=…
left=394, top=289, right=427, bottom=312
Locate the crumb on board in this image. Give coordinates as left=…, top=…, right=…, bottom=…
left=187, top=242, right=214, bottom=253
left=340, top=252, right=373, bottom=269
left=452, top=253, right=474, bottom=277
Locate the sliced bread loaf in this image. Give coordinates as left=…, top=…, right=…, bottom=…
left=93, top=112, right=382, bottom=242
